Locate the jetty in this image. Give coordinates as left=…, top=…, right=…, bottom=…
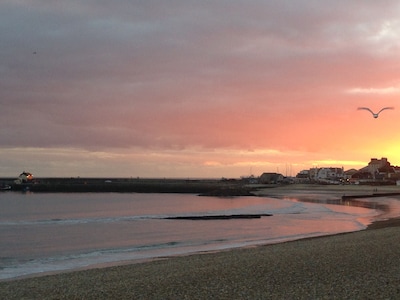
left=342, top=192, right=400, bottom=200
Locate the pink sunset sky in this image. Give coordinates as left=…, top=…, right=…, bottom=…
left=1, top=1, right=400, bottom=178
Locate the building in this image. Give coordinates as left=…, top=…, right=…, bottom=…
left=343, top=169, right=358, bottom=181
left=296, top=170, right=310, bottom=179
left=307, top=167, right=344, bottom=183
left=14, top=171, right=34, bottom=184
left=365, top=158, right=390, bottom=179
left=351, top=158, right=400, bottom=184
left=259, top=172, right=284, bottom=184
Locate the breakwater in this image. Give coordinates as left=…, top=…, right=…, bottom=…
left=164, top=213, right=272, bottom=220
left=3, top=178, right=256, bottom=195
left=342, top=192, right=400, bottom=200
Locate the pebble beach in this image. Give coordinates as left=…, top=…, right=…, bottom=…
left=1, top=184, right=400, bottom=299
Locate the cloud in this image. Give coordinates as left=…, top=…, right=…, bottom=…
left=1, top=1, right=400, bottom=176
left=346, top=86, right=400, bottom=95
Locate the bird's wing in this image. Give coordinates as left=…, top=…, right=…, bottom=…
left=377, top=107, right=394, bottom=114
left=357, top=107, right=374, bottom=114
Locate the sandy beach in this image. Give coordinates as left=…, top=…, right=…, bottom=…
left=1, top=184, right=400, bottom=299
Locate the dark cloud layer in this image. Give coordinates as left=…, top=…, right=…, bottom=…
left=1, top=1, right=400, bottom=176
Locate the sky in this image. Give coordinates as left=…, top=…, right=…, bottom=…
left=1, top=1, right=400, bottom=178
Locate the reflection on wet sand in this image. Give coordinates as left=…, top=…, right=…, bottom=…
left=280, top=191, right=400, bottom=229
left=288, top=196, right=389, bottom=212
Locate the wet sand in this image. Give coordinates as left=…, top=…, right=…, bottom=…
left=1, top=184, right=400, bottom=299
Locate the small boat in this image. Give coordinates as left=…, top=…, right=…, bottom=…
left=0, top=185, right=11, bottom=190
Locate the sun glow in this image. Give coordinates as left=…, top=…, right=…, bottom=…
left=311, top=160, right=366, bottom=167
left=379, top=145, right=400, bottom=167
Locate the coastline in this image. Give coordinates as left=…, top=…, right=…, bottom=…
left=1, top=184, right=400, bottom=298
left=1, top=225, right=400, bottom=299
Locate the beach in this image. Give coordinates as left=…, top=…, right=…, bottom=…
left=1, top=184, right=400, bottom=299
left=1, top=224, right=400, bottom=299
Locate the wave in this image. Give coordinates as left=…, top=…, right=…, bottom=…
left=0, top=227, right=352, bottom=281
left=0, top=237, right=232, bottom=280
left=0, top=201, right=311, bottom=226
left=1, top=194, right=388, bottom=281
left=0, top=215, right=160, bottom=226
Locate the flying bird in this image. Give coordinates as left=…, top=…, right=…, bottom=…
left=357, top=107, right=394, bottom=118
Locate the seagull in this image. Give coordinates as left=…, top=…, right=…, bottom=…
left=357, top=107, right=394, bottom=118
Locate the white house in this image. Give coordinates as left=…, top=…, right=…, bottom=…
left=14, top=171, right=34, bottom=184
left=311, top=167, right=344, bottom=183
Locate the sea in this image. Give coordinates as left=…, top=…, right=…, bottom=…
left=0, top=191, right=398, bottom=281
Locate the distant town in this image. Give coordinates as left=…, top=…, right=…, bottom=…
left=1, top=157, right=399, bottom=193
left=257, top=157, right=400, bottom=186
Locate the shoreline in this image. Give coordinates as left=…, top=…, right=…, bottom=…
left=1, top=224, right=400, bottom=298
left=366, top=215, right=400, bottom=229
left=2, top=184, right=400, bottom=298
left=3, top=213, right=397, bottom=281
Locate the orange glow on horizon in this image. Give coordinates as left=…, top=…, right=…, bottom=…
left=2, top=2, right=400, bottom=178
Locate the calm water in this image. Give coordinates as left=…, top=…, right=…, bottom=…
left=0, top=191, right=394, bottom=280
